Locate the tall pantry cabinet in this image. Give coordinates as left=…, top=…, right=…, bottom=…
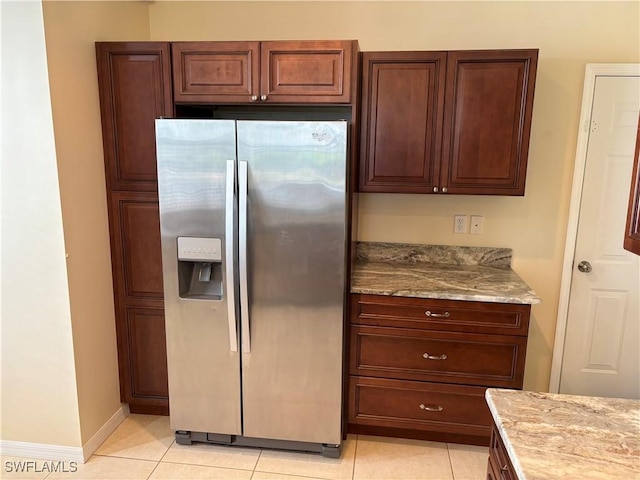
left=96, top=42, right=172, bottom=414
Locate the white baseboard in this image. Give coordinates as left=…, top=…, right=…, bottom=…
left=82, top=404, right=129, bottom=462
left=0, top=441, right=84, bottom=463
left=0, top=404, right=129, bottom=464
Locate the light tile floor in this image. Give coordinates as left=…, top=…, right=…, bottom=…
left=1, top=415, right=489, bottom=480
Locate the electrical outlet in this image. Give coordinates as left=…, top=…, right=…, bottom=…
left=470, top=215, right=483, bottom=235
left=454, top=215, right=467, bottom=234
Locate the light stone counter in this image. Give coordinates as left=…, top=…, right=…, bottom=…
left=486, top=389, right=640, bottom=480
left=351, top=242, right=540, bottom=304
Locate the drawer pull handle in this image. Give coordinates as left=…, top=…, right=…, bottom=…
left=501, top=465, right=509, bottom=472
left=419, top=404, right=443, bottom=412
left=423, top=353, right=447, bottom=360
left=425, top=310, right=450, bottom=318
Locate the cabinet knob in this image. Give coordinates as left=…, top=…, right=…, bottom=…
left=250, top=95, right=258, bottom=102
left=419, top=403, right=443, bottom=412
left=433, top=186, right=439, bottom=193
left=260, top=95, right=268, bottom=101
left=442, top=187, right=448, bottom=193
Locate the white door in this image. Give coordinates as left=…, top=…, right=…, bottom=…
left=559, top=75, right=640, bottom=399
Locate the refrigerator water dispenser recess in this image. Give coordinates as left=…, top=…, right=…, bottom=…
left=177, top=237, right=223, bottom=300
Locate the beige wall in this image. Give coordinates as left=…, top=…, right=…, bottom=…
left=1, top=0, right=82, bottom=447
left=148, top=1, right=640, bottom=391
left=41, top=1, right=150, bottom=445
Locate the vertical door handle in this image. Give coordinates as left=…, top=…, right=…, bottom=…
left=225, top=160, right=238, bottom=353
left=238, top=160, right=251, bottom=354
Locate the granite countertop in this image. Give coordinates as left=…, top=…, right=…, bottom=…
left=351, top=242, right=540, bottom=304
left=485, top=389, right=640, bottom=480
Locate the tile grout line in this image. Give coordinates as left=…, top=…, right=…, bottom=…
left=351, top=434, right=359, bottom=480
left=144, top=438, right=174, bottom=479
left=92, top=453, right=162, bottom=461
left=144, top=461, right=161, bottom=480
left=159, top=459, right=257, bottom=473
left=250, top=448, right=263, bottom=480
left=445, top=443, right=456, bottom=480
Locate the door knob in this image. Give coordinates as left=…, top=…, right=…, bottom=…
left=577, top=260, right=592, bottom=273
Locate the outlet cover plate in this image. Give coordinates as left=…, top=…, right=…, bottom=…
left=454, top=215, right=467, bottom=234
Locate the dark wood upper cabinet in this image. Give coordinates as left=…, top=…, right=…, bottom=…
left=96, top=42, right=173, bottom=192
left=172, top=40, right=356, bottom=104
left=260, top=41, right=354, bottom=103
left=171, top=41, right=260, bottom=104
left=359, top=49, right=538, bottom=195
left=359, top=52, right=446, bottom=193
left=441, top=50, right=537, bottom=195
left=624, top=117, right=640, bottom=255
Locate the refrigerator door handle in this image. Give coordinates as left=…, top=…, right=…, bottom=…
left=239, top=160, right=251, bottom=354
left=225, top=160, right=239, bottom=353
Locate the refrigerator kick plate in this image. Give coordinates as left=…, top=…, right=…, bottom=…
left=174, top=430, right=342, bottom=459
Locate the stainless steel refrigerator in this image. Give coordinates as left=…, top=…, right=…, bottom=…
left=156, top=119, right=348, bottom=457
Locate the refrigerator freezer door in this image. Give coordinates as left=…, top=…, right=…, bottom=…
left=237, top=120, right=348, bottom=445
left=156, top=119, right=242, bottom=435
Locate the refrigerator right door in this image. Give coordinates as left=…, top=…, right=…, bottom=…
left=237, top=121, right=348, bottom=445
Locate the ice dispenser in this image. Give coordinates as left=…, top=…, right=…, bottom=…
left=177, top=237, right=223, bottom=300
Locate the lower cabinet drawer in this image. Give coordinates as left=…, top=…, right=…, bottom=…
left=351, top=294, right=531, bottom=336
left=348, top=376, right=492, bottom=437
left=350, top=325, right=527, bottom=388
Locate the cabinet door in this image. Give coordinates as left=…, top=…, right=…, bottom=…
left=260, top=40, right=355, bottom=103
left=172, top=41, right=260, bottom=104
left=122, top=306, right=169, bottom=412
left=109, top=191, right=168, bottom=413
left=441, top=50, right=538, bottom=195
left=96, top=42, right=173, bottom=192
left=109, top=192, right=164, bottom=303
left=359, top=52, right=446, bottom=193
left=624, top=117, right=640, bottom=254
